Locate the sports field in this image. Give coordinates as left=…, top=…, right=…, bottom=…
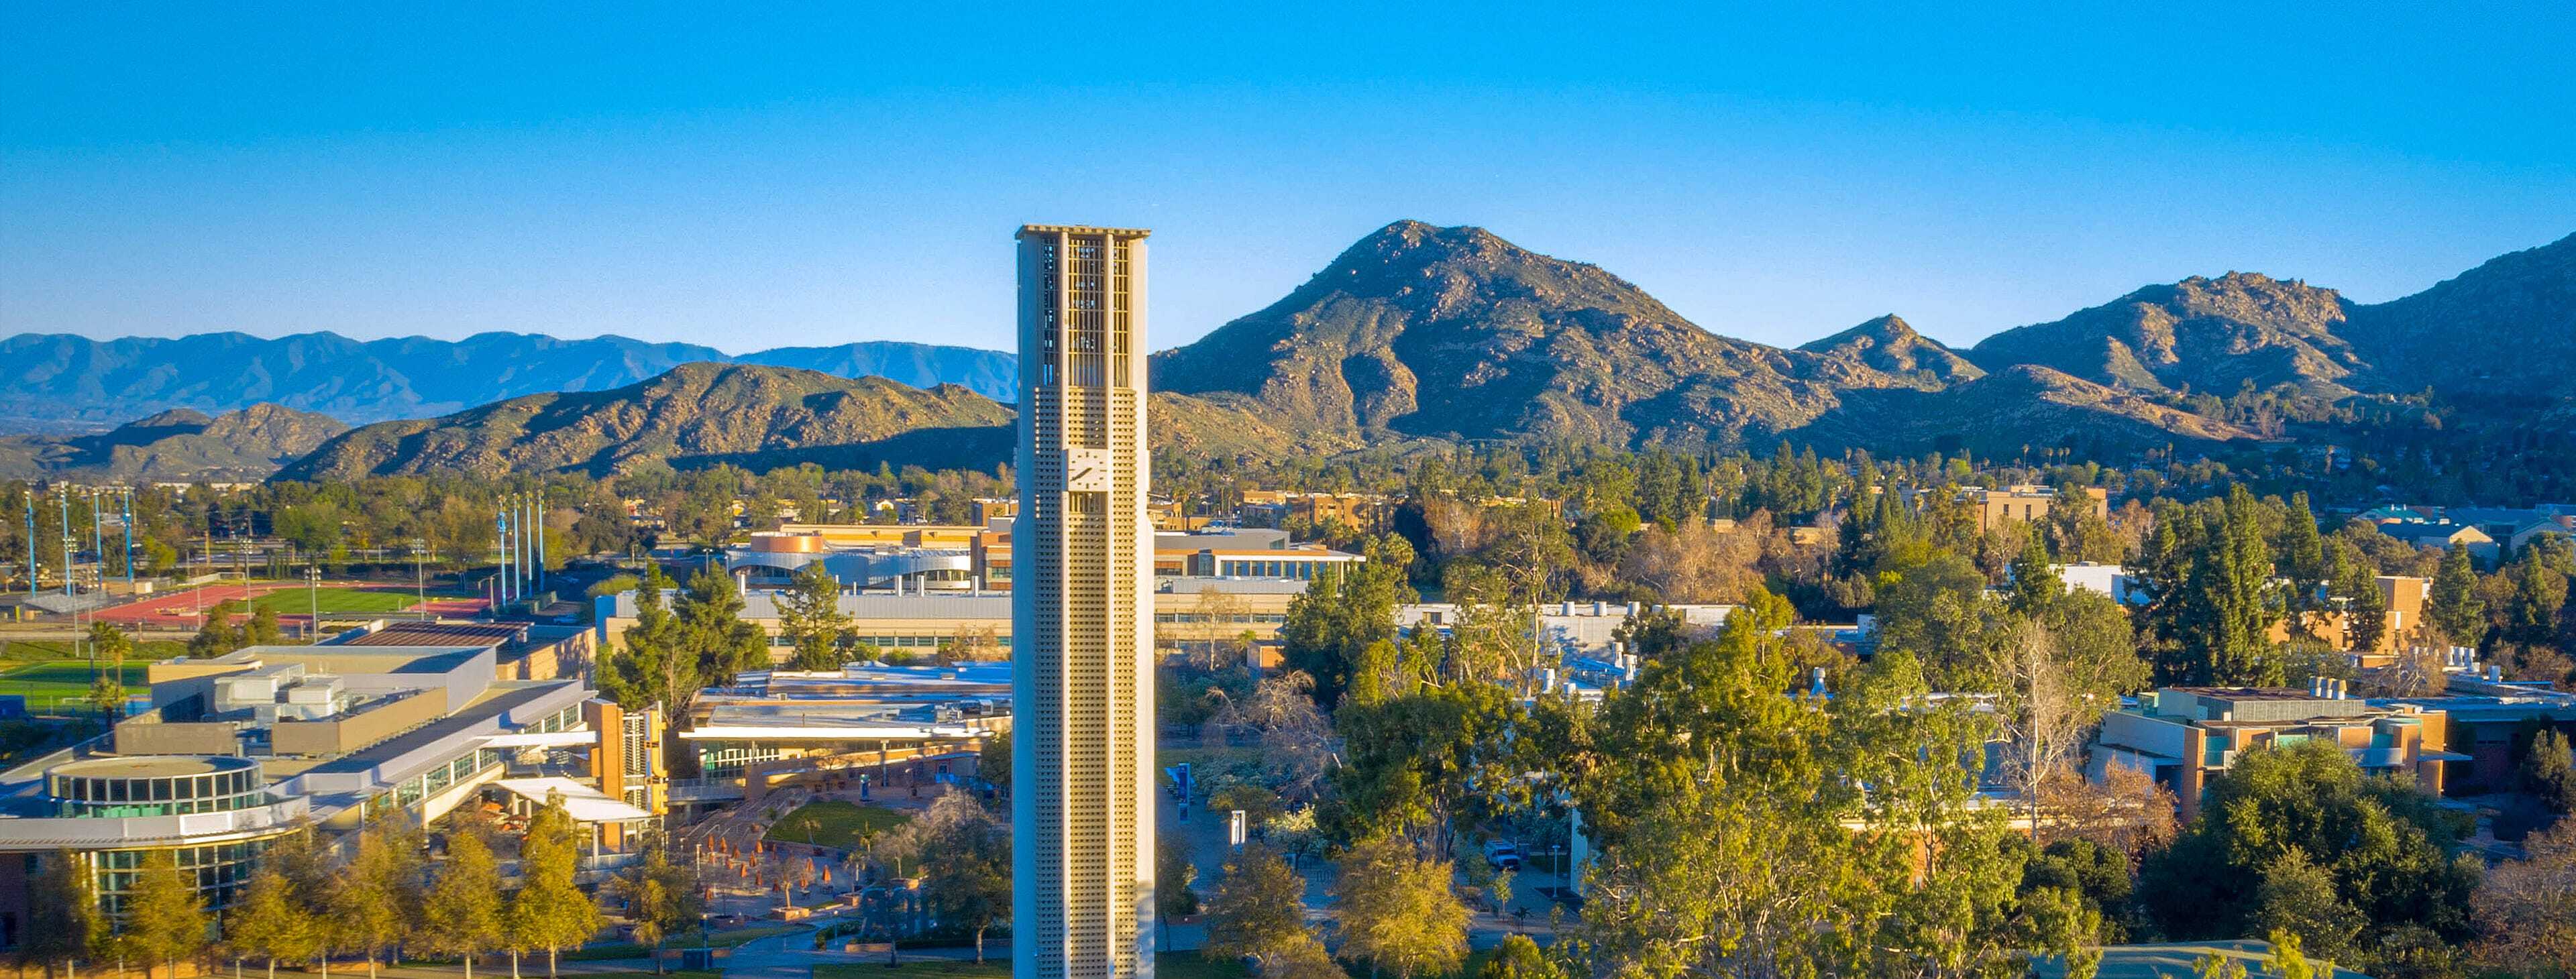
left=243, top=586, right=425, bottom=617
left=0, top=659, right=148, bottom=713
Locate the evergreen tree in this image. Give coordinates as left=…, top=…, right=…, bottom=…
left=598, top=567, right=696, bottom=730
left=247, top=604, right=284, bottom=645
left=2328, top=540, right=2390, bottom=654
left=676, top=567, right=769, bottom=684
left=123, top=849, right=209, bottom=979
left=423, top=831, right=504, bottom=979
left=189, top=599, right=248, bottom=657
left=2280, top=493, right=2329, bottom=633
left=225, top=867, right=317, bottom=979
left=2430, top=545, right=2487, bottom=646
left=775, top=563, right=853, bottom=671
left=2008, top=532, right=2061, bottom=617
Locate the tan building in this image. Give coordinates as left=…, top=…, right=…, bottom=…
left=1965, top=484, right=2108, bottom=530
left=2267, top=575, right=2430, bottom=659
left=2090, top=684, right=2455, bottom=822
left=1238, top=489, right=1395, bottom=531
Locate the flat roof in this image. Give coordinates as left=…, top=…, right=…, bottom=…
left=51, top=756, right=257, bottom=779
left=213, top=645, right=490, bottom=675
left=303, top=680, right=575, bottom=776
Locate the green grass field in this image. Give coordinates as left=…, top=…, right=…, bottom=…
left=816, top=956, right=1245, bottom=979
left=0, top=660, right=148, bottom=711
left=767, top=800, right=912, bottom=850
left=244, top=586, right=423, bottom=616
left=0, top=638, right=187, bottom=661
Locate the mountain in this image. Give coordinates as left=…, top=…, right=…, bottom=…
left=1968, top=272, right=2366, bottom=398
left=2343, top=232, right=2576, bottom=399
left=1790, top=365, right=2256, bottom=458
left=1797, top=315, right=1984, bottom=386
left=1152, top=221, right=1921, bottom=449
left=1150, top=220, right=2239, bottom=452
left=0, top=331, right=1017, bottom=432
left=275, top=363, right=1013, bottom=480
left=735, top=342, right=1018, bottom=402
left=0, top=404, right=349, bottom=481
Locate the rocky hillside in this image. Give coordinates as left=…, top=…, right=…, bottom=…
left=0, top=331, right=1017, bottom=432
left=2344, top=232, right=2576, bottom=400
left=1797, top=315, right=1984, bottom=386
left=1150, top=221, right=2244, bottom=453
left=1968, top=272, right=2367, bottom=398
left=0, top=404, right=348, bottom=481
left=274, top=363, right=1014, bottom=480
left=1791, top=365, right=2257, bottom=458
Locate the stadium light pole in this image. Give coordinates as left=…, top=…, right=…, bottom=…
left=413, top=538, right=428, bottom=621
left=121, top=487, right=133, bottom=585
left=307, top=565, right=321, bottom=642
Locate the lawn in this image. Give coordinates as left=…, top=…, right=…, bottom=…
left=244, top=586, right=425, bottom=616
left=0, top=638, right=187, bottom=661
left=815, top=955, right=1244, bottom=979
left=767, top=800, right=912, bottom=850
left=0, top=660, right=148, bottom=712
left=563, top=925, right=808, bottom=960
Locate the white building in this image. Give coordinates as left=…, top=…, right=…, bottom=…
left=1012, top=223, right=1157, bottom=978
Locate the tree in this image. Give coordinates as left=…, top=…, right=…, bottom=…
left=189, top=599, right=247, bottom=657
left=1279, top=534, right=1417, bottom=707
left=2267, top=930, right=2329, bottom=979
left=1157, top=836, right=1199, bottom=947
left=1561, top=589, right=2031, bottom=978
left=913, top=795, right=1011, bottom=962
left=124, top=849, right=210, bottom=979
left=775, top=563, right=852, bottom=672
left=2250, top=849, right=2363, bottom=965
left=2140, top=740, right=2479, bottom=968
left=2473, top=819, right=2576, bottom=978
left=2430, top=545, right=2487, bottom=647
left=674, top=566, right=768, bottom=684
left=1203, top=844, right=1328, bottom=975
left=2525, top=729, right=2576, bottom=821
left=15, top=850, right=103, bottom=978
left=1332, top=836, right=1471, bottom=978
left=979, top=730, right=1010, bottom=794
left=226, top=867, right=319, bottom=979
left=331, top=818, right=426, bottom=979
left=423, top=831, right=504, bottom=979
left=598, top=567, right=697, bottom=756
left=614, top=834, right=706, bottom=975
left=87, top=620, right=133, bottom=716
left=1477, top=935, right=1565, bottom=979
left=508, top=797, right=604, bottom=977
left=247, top=604, right=284, bottom=646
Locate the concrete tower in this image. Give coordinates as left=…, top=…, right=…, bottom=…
left=1012, top=224, right=1155, bottom=979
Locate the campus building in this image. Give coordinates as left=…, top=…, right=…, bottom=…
left=2089, top=684, right=2459, bottom=821
left=1012, top=223, right=1158, bottom=978
left=0, top=630, right=657, bottom=943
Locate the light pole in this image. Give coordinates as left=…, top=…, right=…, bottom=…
left=412, top=538, right=428, bottom=621
left=306, top=565, right=321, bottom=642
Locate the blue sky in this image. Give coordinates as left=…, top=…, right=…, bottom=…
left=5, top=5, right=2572, bottom=353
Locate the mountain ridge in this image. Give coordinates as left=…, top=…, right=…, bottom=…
left=0, top=331, right=1017, bottom=431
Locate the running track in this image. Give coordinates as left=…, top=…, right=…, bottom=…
left=89, top=582, right=490, bottom=628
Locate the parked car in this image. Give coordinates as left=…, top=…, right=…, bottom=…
left=1483, top=840, right=1521, bottom=871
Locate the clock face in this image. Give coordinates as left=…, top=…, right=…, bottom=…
left=1065, top=448, right=1112, bottom=492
